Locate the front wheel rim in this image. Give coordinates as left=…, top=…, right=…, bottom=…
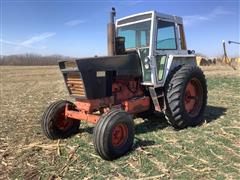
left=56, top=110, right=72, bottom=131
left=111, top=123, right=128, bottom=147
left=184, top=78, right=203, bottom=117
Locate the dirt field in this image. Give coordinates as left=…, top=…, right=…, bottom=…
left=0, top=65, right=240, bottom=179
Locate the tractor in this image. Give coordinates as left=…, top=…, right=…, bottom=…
left=41, top=8, right=207, bottom=160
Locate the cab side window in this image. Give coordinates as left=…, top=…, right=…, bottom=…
left=157, top=20, right=177, bottom=50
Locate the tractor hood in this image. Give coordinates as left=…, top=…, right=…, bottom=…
left=74, top=53, right=141, bottom=76
left=59, top=53, right=142, bottom=99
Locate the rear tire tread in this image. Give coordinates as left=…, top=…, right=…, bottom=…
left=165, top=65, right=207, bottom=129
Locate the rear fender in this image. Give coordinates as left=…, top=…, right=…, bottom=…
left=161, top=55, right=196, bottom=86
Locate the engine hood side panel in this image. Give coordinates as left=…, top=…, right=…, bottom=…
left=59, top=54, right=142, bottom=99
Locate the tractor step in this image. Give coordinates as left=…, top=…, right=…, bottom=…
left=149, top=87, right=164, bottom=112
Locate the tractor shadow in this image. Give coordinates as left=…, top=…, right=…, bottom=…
left=134, top=113, right=169, bottom=135
left=79, top=113, right=169, bottom=136
left=132, top=113, right=168, bottom=151
left=131, top=105, right=227, bottom=150
left=134, top=105, right=227, bottom=134
left=78, top=105, right=227, bottom=136
left=132, top=138, right=156, bottom=151
left=204, top=105, right=227, bottom=123
left=80, top=126, right=94, bottom=134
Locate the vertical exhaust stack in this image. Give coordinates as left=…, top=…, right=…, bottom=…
left=107, top=7, right=116, bottom=56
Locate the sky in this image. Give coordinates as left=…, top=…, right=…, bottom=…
left=0, top=0, right=239, bottom=58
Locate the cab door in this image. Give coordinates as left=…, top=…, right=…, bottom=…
left=153, top=19, right=179, bottom=86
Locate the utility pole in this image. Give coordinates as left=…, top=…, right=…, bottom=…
left=228, top=41, right=240, bottom=45
left=222, top=40, right=230, bottom=64
left=222, top=40, right=238, bottom=70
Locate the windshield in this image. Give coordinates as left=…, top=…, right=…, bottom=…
left=117, top=21, right=151, bottom=49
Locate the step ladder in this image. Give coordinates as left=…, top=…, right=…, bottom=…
left=148, top=87, right=165, bottom=112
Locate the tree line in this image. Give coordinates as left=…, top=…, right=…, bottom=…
left=0, top=54, right=73, bottom=66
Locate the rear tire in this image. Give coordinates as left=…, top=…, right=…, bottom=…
left=93, top=109, right=134, bottom=160
left=41, top=100, right=80, bottom=140
left=165, top=65, right=207, bottom=129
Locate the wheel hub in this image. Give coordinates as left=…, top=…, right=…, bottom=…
left=184, top=78, right=203, bottom=117
left=56, top=112, right=72, bottom=131
left=112, top=123, right=128, bottom=147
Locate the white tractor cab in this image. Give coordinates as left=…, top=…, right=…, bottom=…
left=115, top=11, right=196, bottom=87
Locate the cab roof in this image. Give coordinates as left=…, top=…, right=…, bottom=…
left=116, top=11, right=183, bottom=26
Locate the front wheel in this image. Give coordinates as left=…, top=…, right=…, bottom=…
left=41, top=100, right=80, bottom=139
left=93, top=109, right=134, bottom=160
left=165, top=65, right=207, bottom=129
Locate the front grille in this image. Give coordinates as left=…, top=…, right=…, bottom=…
left=64, top=61, right=78, bottom=70
left=66, top=73, right=85, bottom=97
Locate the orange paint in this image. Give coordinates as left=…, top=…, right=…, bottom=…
left=64, top=78, right=150, bottom=124
left=123, top=96, right=150, bottom=114
left=74, top=97, right=114, bottom=113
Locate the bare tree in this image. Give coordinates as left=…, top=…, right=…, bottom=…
left=0, top=54, right=73, bottom=66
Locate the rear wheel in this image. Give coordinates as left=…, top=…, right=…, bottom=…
left=165, top=65, right=207, bottom=129
left=93, top=109, right=134, bottom=160
left=41, top=100, right=80, bottom=139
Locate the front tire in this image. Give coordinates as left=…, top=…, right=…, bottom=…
left=41, top=100, right=80, bottom=140
left=165, top=65, right=207, bottom=129
left=93, top=109, right=134, bottom=160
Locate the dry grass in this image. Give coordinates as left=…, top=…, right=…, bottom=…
left=0, top=65, right=239, bottom=179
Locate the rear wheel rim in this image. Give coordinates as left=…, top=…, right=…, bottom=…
left=112, top=123, right=128, bottom=147
left=184, top=78, right=203, bottom=117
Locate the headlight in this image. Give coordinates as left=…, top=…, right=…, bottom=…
left=144, top=63, right=150, bottom=69
left=144, top=57, right=150, bottom=63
